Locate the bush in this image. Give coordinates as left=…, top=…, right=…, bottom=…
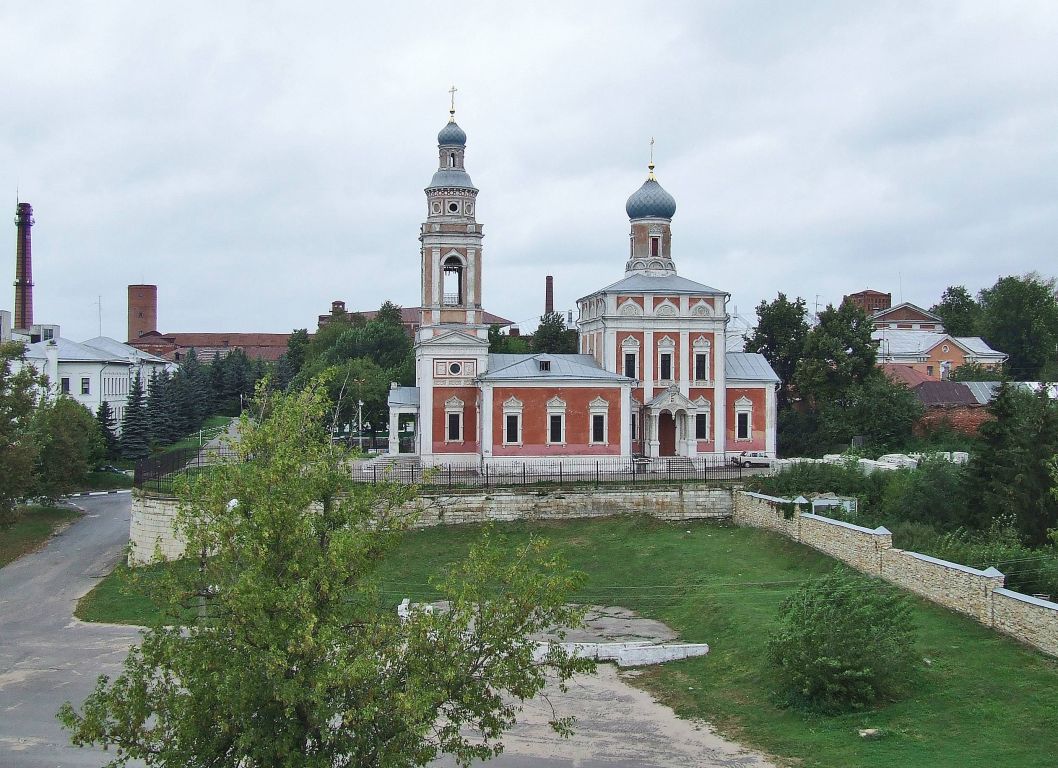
left=768, top=569, right=917, bottom=713
left=878, top=457, right=970, bottom=528
left=747, top=460, right=889, bottom=516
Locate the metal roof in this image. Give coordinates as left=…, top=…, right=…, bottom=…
left=626, top=177, right=677, bottom=220
left=963, top=381, right=1002, bottom=405
left=481, top=353, right=631, bottom=382
left=427, top=168, right=476, bottom=190
left=437, top=120, right=467, bottom=147
left=387, top=386, right=420, bottom=407
left=82, top=336, right=169, bottom=364
left=584, top=273, right=725, bottom=299
left=725, top=352, right=781, bottom=383
left=23, top=337, right=131, bottom=364
left=873, top=330, right=1005, bottom=359
left=915, top=381, right=978, bottom=407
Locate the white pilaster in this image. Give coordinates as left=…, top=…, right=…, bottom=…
left=678, top=330, right=689, bottom=397
left=766, top=384, right=777, bottom=456
left=619, top=384, right=631, bottom=455
left=643, top=329, right=654, bottom=401
left=481, top=384, right=494, bottom=457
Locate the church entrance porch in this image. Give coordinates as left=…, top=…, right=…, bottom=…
left=644, top=387, right=699, bottom=459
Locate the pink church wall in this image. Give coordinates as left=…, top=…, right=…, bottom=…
left=491, top=386, right=623, bottom=457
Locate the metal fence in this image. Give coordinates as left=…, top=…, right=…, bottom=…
left=359, top=457, right=743, bottom=489
left=136, top=451, right=742, bottom=496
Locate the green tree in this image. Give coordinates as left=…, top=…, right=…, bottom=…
left=794, top=300, right=877, bottom=404
left=0, top=342, right=43, bottom=524
left=120, top=374, right=151, bottom=461
left=929, top=285, right=981, bottom=337
left=767, top=569, right=917, bottom=713
left=948, top=361, right=1005, bottom=382
left=488, top=324, right=530, bottom=354
left=817, top=374, right=923, bottom=454
left=967, top=382, right=1058, bottom=544
left=531, top=312, right=577, bottom=354
left=59, top=379, right=593, bottom=766
left=32, top=397, right=104, bottom=501
left=978, top=274, right=1058, bottom=380
left=275, top=328, right=310, bottom=389
left=96, top=401, right=120, bottom=460
left=146, top=370, right=176, bottom=445
left=744, top=293, right=809, bottom=409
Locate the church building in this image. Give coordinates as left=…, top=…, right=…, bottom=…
left=387, top=106, right=779, bottom=467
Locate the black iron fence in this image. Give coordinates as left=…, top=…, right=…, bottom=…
left=136, top=451, right=742, bottom=497
left=359, top=457, right=743, bottom=489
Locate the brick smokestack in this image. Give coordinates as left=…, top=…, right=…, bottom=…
left=13, top=202, right=34, bottom=331
left=545, top=275, right=554, bottom=315
left=128, top=284, right=158, bottom=341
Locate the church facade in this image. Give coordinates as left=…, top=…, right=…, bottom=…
left=387, top=109, right=779, bottom=467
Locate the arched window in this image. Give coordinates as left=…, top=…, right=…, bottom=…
left=442, top=256, right=463, bottom=306
left=449, top=152, right=456, bottom=168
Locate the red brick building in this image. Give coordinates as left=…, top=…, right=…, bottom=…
left=844, top=289, right=891, bottom=315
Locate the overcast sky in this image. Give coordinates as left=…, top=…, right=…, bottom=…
left=2, top=2, right=1056, bottom=342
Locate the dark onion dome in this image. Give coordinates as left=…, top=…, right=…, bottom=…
left=437, top=119, right=467, bottom=146
left=625, top=176, right=677, bottom=220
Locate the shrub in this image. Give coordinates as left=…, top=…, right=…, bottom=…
left=768, top=569, right=917, bottom=713
left=878, top=457, right=970, bottom=528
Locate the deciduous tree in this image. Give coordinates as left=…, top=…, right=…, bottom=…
left=531, top=312, right=577, bottom=354
left=929, top=285, right=981, bottom=337
left=32, top=397, right=104, bottom=501
left=0, top=342, right=42, bottom=524
left=794, top=300, right=877, bottom=405
left=59, top=379, right=593, bottom=767
left=978, top=274, right=1058, bottom=380
left=744, top=293, right=809, bottom=409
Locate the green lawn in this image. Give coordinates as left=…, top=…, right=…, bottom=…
left=0, top=505, right=82, bottom=567
left=78, top=517, right=1058, bottom=767
left=72, top=470, right=134, bottom=493
left=152, top=416, right=234, bottom=457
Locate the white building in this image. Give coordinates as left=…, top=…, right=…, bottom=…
left=19, top=334, right=170, bottom=423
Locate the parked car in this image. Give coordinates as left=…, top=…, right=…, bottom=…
left=731, top=451, right=774, bottom=468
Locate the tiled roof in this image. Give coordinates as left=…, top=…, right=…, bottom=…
left=880, top=363, right=933, bottom=388
left=725, top=352, right=781, bottom=383
left=481, top=353, right=631, bottom=382
left=583, top=273, right=725, bottom=299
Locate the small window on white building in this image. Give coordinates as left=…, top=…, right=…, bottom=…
left=81, top=377, right=90, bottom=395
left=60, top=377, right=70, bottom=395
left=734, top=396, right=753, bottom=441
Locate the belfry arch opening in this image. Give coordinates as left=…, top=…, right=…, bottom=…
left=442, top=255, right=464, bottom=306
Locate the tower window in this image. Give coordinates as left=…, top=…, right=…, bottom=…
left=650, top=237, right=660, bottom=257
left=448, top=202, right=459, bottom=213
left=442, top=256, right=464, bottom=306
left=449, top=152, right=455, bottom=168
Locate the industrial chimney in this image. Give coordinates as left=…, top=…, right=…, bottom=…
left=545, top=275, right=554, bottom=315
left=13, top=202, right=34, bottom=332
left=128, top=284, right=158, bottom=341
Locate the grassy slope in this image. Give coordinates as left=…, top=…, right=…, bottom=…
left=0, top=505, right=82, bottom=567
left=152, top=416, right=234, bottom=457
left=78, top=517, right=1058, bottom=767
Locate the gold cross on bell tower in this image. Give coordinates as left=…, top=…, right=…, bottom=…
left=648, top=137, right=656, bottom=178
left=448, top=85, right=458, bottom=120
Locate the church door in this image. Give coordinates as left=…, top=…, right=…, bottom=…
left=658, top=412, right=676, bottom=456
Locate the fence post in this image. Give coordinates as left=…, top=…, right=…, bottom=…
left=483, top=463, right=488, bottom=488
left=632, top=459, right=636, bottom=485
left=523, top=463, right=527, bottom=486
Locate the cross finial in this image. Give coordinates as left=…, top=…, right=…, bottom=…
left=448, top=85, right=458, bottom=120
left=648, top=137, right=656, bottom=178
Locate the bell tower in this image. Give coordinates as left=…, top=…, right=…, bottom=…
left=418, top=88, right=486, bottom=339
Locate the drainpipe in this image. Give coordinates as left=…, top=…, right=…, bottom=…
left=44, top=340, right=59, bottom=399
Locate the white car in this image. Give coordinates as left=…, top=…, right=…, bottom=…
left=732, top=451, right=775, bottom=468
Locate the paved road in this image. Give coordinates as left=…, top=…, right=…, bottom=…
left=0, top=494, right=774, bottom=768
left=0, top=494, right=142, bottom=768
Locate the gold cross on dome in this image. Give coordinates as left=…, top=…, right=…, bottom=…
left=449, top=85, right=458, bottom=117
left=648, top=137, right=656, bottom=177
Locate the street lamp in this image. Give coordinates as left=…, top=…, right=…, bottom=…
left=357, top=399, right=364, bottom=453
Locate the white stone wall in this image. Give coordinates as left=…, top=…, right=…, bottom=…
left=130, top=485, right=732, bottom=565
left=732, top=491, right=1057, bottom=658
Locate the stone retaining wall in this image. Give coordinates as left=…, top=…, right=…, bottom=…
left=733, top=490, right=1057, bottom=657
left=129, top=485, right=733, bottom=565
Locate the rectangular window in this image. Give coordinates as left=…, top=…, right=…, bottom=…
left=659, top=353, right=672, bottom=381
left=447, top=412, right=461, bottom=442
left=650, top=237, right=659, bottom=257
left=737, top=412, right=750, bottom=440
left=926, top=365, right=934, bottom=376
left=696, top=413, right=709, bottom=440
left=505, top=413, right=520, bottom=444
left=60, top=377, right=70, bottom=395
left=695, top=353, right=708, bottom=381
left=624, top=352, right=636, bottom=379
left=631, top=413, right=638, bottom=440
left=81, top=377, right=90, bottom=395
left=592, top=413, right=606, bottom=444
left=549, top=414, right=564, bottom=444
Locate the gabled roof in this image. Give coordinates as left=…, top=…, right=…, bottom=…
left=82, top=336, right=169, bottom=364
left=871, top=302, right=942, bottom=323
left=880, top=363, right=933, bottom=388
left=580, top=273, right=725, bottom=301
left=481, top=353, right=631, bottom=382
left=873, top=330, right=1005, bottom=360
left=726, top=352, right=780, bottom=383
left=24, top=337, right=131, bottom=364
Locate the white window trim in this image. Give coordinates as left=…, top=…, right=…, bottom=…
left=588, top=396, right=609, bottom=445
left=546, top=396, right=566, bottom=446
left=694, top=397, right=711, bottom=441
left=734, top=396, right=753, bottom=441
left=444, top=395, right=464, bottom=443
left=656, top=335, right=675, bottom=383
left=692, top=336, right=712, bottom=384
left=502, top=396, right=523, bottom=446
left=621, top=337, right=640, bottom=380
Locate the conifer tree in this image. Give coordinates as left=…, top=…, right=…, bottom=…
left=146, top=370, right=175, bottom=445
left=96, top=401, right=120, bottom=460
left=120, top=373, right=151, bottom=461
